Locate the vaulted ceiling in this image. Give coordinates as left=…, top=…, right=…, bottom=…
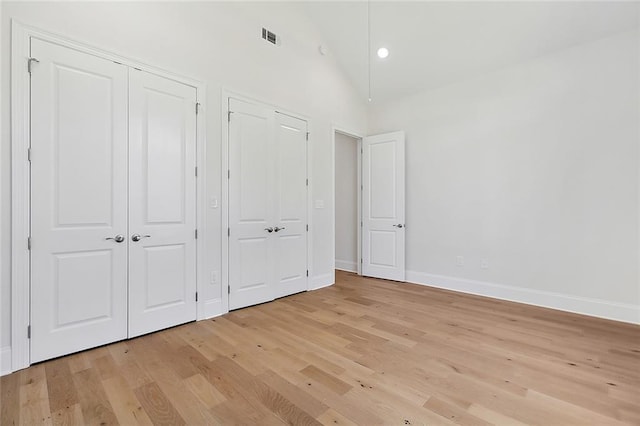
left=298, top=1, right=640, bottom=103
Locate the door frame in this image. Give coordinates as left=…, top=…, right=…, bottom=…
left=332, top=127, right=364, bottom=277
left=10, top=20, right=207, bottom=372
left=221, top=89, right=312, bottom=313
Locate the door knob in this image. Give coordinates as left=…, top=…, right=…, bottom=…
left=131, top=234, right=151, bottom=242
left=264, top=227, right=274, bottom=233
left=105, top=234, right=125, bottom=243
left=393, top=224, right=404, bottom=228
left=274, top=226, right=286, bottom=232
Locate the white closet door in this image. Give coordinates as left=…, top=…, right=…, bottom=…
left=128, top=69, right=197, bottom=337
left=362, top=131, right=406, bottom=281
left=30, top=39, right=129, bottom=362
left=228, top=98, right=276, bottom=309
left=273, top=112, right=308, bottom=298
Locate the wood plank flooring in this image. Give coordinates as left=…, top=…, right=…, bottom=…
left=2, top=270, right=639, bottom=425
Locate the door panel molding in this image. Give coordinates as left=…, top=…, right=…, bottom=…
left=10, top=20, right=207, bottom=372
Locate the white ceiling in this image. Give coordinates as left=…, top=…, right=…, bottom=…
left=298, top=1, right=640, bottom=103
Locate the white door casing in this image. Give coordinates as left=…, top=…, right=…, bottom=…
left=30, top=38, right=129, bottom=362
left=227, top=99, right=308, bottom=310
left=128, top=69, right=198, bottom=337
left=362, top=131, right=406, bottom=281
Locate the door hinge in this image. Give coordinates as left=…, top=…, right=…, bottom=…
left=27, top=58, right=39, bottom=74
left=195, top=166, right=198, bottom=177
left=227, top=169, right=230, bottom=179
left=195, top=229, right=198, bottom=239
left=227, top=227, right=230, bottom=237
left=306, top=132, right=309, bottom=141
left=27, top=237, right=31, bottom=250
left=361, top=258, right=363, bottom=264
left=228, top=285, right=230, bottom=294
left=228, top=111, right=233, bottom=122
left=196, top=102, right=201, bottom=114
left=27, top=325, right=31, bottom=339
left=27, top=148, right=32, bottom=162
left=306, top=224, right=308, bottom=232
left=360, top=221, right=363, bottom=227
left=195, top=292, right=198, bottom=302
left=306, top=178, right=308, bottom=186
left=306, top=270, right=309, bottom=277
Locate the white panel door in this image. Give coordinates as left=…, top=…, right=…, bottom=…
left=362, top=131, right=406, bottom=281
left=30, top=39, right=129, bottom=362
left=228, top=99, right=308, bottom=310
left=228, top=98, right=276, bottom=309
left=273, top=112, right=308, bottom=298
left=128, top=69, right=197, bottom=337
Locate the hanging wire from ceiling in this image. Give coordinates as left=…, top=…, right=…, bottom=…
left=367, top=0, right=372, bottom=102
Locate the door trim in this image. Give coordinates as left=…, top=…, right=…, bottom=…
left=221, top=89, right=312, bottom=313
left=332, top=127, right=364, bottom=278
left=10, top=20, right=207, bottom=372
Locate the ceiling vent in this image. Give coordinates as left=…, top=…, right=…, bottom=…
left=262, top=28, right=279, bottom=46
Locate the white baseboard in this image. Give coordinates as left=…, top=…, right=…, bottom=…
left=310, top=272, right=334, bottom=290
left=406, top=270, right=640, bottom=325
left=335, top=259, right=357, bottom=273
left=1, top=346, right=11, bottom=376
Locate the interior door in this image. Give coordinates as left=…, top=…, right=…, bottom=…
left=128, top=69, right=198, bottom=337
left=228, top=98, right=276, bottom=309
left=362, top=131, right=406, bottom=281
left=273, top=112, right=308, bottom=298
left=30, top=38, right=129, bottom=362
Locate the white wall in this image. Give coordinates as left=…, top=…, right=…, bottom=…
left=334, top=132, right=359, bottom=272
left=0, top=2, right=367, bottom=361
left=369, top=29, right=640, bottom=323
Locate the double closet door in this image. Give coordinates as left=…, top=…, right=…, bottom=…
left=30, top=39, right=197, bottom=363
left=228, top=98, right=308, bottom=310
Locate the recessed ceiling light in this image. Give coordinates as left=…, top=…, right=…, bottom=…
left=377, top=47, right=389, bottom=59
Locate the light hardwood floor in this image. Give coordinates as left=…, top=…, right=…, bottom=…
left=2, top=270, right=639, bottom=425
